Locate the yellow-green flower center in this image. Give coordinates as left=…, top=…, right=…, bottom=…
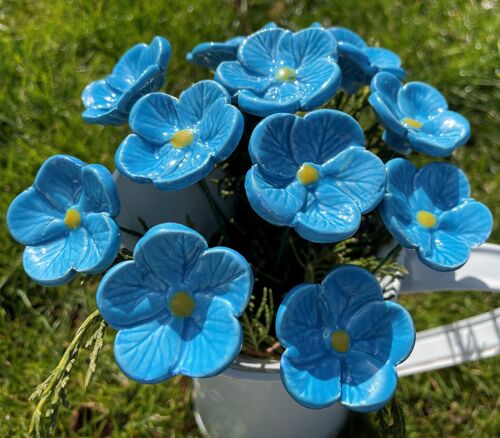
left=170, top=129, right=194, bottom=149
left=64, top=208, right=81, bottom=229
left=296, top=164, right=319, bottom=185
left=416, top=210, right=437, bottom=228
left=275, top=67, right=296, bottom=82
left=169, top=291, right=195, bottom=317
left=402, top=117, right=423, bottom=129
left=331, top=330, right=350, bottom=353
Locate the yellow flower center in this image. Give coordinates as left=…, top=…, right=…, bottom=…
left=170, top=129, right=194, bottom=149
left=416, top=210, right=437, bottom=228
left=331, top=330, right=350, bottom=353
left=296, top=164, right=319, bottom=185
left=63, top=208, right=81, bottom=229
left=275, top=67, right=296, bottom=82
left=402, top=117, right=423, bottom=129
left=169, top=291, right=195, bottom=317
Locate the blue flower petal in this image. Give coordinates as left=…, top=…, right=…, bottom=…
left=439, top=200, right=492, bottom=248
left=152, top=144, right=213, bottom=191
left=281, top=352, right=341, bottom=409
left=186, top=247, right=253, bottom=316
left=407, top=110, right=471, bottom=157
left=129, top=92, right=181, bottom=144
left=187, top=37, right=245, bottom=70
left=115, top=134, right=164, bottom=183
left=23, top=231, right=82, bottom=286
left=364, top=47, right=402, bottom=71
left=320, top=265, right=383, bottom=325
left=336, top=51, right=370, bottom=94
left=116, top=65, right=163, bottom=113
left=292, top=110, right=365, bottom=165
left=295, top=183, right=361, bottom=243
left=245, top=166, right=307, bottom=226
left=249, top=113, right=299, bottom=180
left=414, top=162, right=470, bottom=211
left=79, top=164, right=120, bottom=216
left=296, top=58, right=341, bottom=110
left=369, top=72, right=405, bottom=135
left=108, top=43, right=148, bottom=90
left=34, top=155, right=84, bottom=210
left=397, top=81, right=448, bottom=119
left=278, top=27, right=337, bottom=69
left=134, top=223, right=208, bottom=286
left=7, top=188, right=66, bottom=246
left=329, top=27, right=367, bottom=49
left=385, top=158, right=417, bottom=199
left=82, top=79, right=121, bottom=111
left=77, top=213, right=121, bottom=274
left=237, top=89, right=301, bottom=117
left=97, top=260, right=169, bottom=330
left=137, top=36, right=171, bottom=74
left=175, top=295, right=242, bottom=377
left=214, top=61, right=271, bottom=95
left=420, top=230, right=471, bottom=271
left=199, top=98, right=243, bottom=158
left=238, top=28, right=287, bottom=75
left=320, top=147, right=386, bottom=213
left=176, top=80, right=230, bottom=125
left=346, top=301, right=415, bottom=366
left=276, top=283, right=328, bottom=357
left=114, top=315, right=183, bottom=383
left=341, top=354, right=398, bottom=413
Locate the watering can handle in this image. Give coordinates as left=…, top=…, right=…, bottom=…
left=393, top=243, right=500, bottom=377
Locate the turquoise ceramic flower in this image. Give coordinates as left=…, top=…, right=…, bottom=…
left=186, top=23, right=277, bottom=70
left=82, top=36, right=171, bottom=125
left=369, top=72, right=470, bottom=156
left=276, top=265, right=415, bottom=412
left=115, top=80, right=244, bottom=191
left=245, top=110, right=386, bottom=243
left=380, top=158, right=492, bottom=271
left=97, top=223, right=253, bottom=383
left=6, top=155, right=121, bottom=286
left=327, top=27, right=404, bottom=93
left=215, top=27, right=341, bottom=116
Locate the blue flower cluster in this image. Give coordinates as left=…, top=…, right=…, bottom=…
left=7, top=21, right=492, bottom=414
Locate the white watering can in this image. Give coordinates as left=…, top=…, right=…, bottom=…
left=115, top=173, right=499, bottom=438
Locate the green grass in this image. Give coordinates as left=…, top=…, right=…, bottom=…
left=0, top=0, right=499, bottom=436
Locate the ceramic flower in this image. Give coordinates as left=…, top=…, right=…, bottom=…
left=6, top=155, right=121, bottom=286
left=369, top=72, right=470, bottom=156
left=379, top=158, right=492, bottom=271
left=115, top=80, right=244, bottom=191
left=215, top=27, right=341, bottom=116
left=245, top=110, right=386, bottom=243
left=96, top=223, right=253, bottom=383
left=276, top=265, right=415, bottom=412
left=326, top=26, right=404, bottom=93
left=82, top=36, right=171, bottom=125
left=186, top=22, right=277, bottom=70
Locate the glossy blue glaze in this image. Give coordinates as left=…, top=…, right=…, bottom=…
left=245, top=110, right=387, bottom=243
left=379, top=158, right=493, bottom=271
left=115, top=80, right=244, bottom=191
left=326, top=27, right=404, bottom=93
left=186, top=22, right=277, bottom=70
left=7, top=155, right=121, bottom=286
left=215, top=27, right=341, bottom=116
left=96, top=223, right=253, bottom=383
left=276, top=265, right=415, bottom=412
left=369, top=72, right=471, bottom=156
left=82, top=36, right=171, bottom=125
